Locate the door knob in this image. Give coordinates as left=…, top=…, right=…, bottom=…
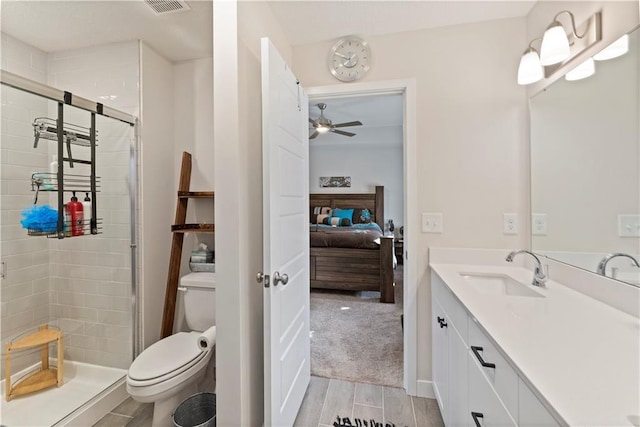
left=273, top=271, right=289, bottom=286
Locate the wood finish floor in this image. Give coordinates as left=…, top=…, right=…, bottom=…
left=294, top=376, right=444, bottom=427
left=95, top=377, right=443, bottom=427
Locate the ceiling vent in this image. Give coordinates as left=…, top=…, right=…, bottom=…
left=144, top=0, right=191, bottom=15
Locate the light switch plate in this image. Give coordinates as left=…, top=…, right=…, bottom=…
left=618, top=214, right=640, bottom=237
left=503, top=213, right=518, bottom=235
left=532, top=213, right=548, bottom=236
left=422, top=213, right=443, bottom=233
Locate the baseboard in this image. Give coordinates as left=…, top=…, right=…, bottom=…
left=416, top=380, right=435, bottom=399
left=56, top=377, right=129, bottom=427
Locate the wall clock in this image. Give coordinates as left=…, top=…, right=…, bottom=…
left=329, top=36, right=371, bottom=82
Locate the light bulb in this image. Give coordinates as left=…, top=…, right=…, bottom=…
left=593, top=34, right=629, bottom=61
left=317, top=126, right=330, bottom=133
left=517, top=48, right=544, bottom=85
left=565, top=57, right=595, bottom=81
left=540, top=22, right=571, bottom=66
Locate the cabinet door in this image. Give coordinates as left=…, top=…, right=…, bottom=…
left=468, top=355, right=517, bottom=427
left=432, top=299, right=450, bottom=424
left=518, top=379, right=560, bottom=426
left=449, top=327, right=469, bottom=427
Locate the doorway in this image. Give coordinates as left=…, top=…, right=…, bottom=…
left=306, top=80, right=418, bottom=394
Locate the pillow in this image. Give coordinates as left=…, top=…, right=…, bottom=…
left=323, top=216, right=352, bottom=226
left=332, top=208, right=354, bottom=221
left=311, top=206, right=332, bottom=224
left=352, top=208, right=372, bottom=224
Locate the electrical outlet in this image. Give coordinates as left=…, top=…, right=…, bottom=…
left=422, top=213, right=443, bottom=233
left=503, top=213, right=518, bottom=235
left=618, top=214, right=640, bottom=237
left=532, top=213, right=548, bottom=236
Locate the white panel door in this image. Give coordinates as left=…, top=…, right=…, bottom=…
left=261, top=37, right=310, bottom=427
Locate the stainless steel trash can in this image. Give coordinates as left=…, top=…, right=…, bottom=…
left=172, top=392, right=216, bottom=427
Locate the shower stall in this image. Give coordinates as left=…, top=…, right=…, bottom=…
left=0, top=70, right=138, bottom=426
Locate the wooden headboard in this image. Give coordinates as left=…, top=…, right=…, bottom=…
left=309, top=186, right=384, bottom=229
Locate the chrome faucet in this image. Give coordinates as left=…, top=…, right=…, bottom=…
left=505, top=250, right=547, bottom=287
left=596, top=253, right=640, bottom=277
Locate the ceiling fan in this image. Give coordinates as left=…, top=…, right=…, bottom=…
left=309, top=103, right=363, bottom=139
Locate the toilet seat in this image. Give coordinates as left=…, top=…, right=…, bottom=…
left=127, top=332, right=207, bottom=387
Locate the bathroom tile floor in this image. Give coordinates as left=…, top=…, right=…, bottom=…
left=92, top=397, right=152, bottom=427
left=95, top=377, right=443, bottom=427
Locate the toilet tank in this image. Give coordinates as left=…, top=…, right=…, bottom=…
left=180, top=272, right=216, bottom=332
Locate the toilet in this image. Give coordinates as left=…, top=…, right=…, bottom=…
left=126, top=272, right=216, bottom=427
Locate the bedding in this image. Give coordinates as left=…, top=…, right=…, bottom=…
left=309, top=223, right=383, bottom=249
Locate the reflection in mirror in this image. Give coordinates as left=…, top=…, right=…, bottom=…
left=530, top=27, right=640, bottom=287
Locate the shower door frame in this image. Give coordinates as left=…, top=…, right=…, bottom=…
left=0, top=69, right=141, bottom=360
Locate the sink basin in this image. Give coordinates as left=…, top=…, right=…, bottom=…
left=459, top=272, right=544, bottom=298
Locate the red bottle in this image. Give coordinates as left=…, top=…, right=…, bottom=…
left=67, top=192, right=84, bottom=236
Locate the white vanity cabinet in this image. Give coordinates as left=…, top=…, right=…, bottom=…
left=431, top=271, right=560, bottom=427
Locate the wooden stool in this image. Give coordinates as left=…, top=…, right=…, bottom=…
left=5, top=324, right=64, bottom=401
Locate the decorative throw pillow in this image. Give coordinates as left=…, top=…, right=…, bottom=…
left=352, top=208, right=372, bottom=224
left=311, top=206, right=332, bottom=224
left=332, top=208, right=354, bottom=221
left=323, top=216, right=352, bottom=226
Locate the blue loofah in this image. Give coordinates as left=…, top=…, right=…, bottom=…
left=20, top=205, right=60, bottom=232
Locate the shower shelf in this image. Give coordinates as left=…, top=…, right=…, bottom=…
left=31, top=172, right=101, bottom=194
left=27, top=218, right=103, bottom=238
left=28, top=105, right=99, bottom=239
left=5, top=324, right=64, bottom=402
left=33, top=117, right=98, bottom=148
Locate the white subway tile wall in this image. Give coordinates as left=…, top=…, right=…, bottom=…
left=1, top=35, right=138, bottom=374
left=46, top=41, right=138, bottom=369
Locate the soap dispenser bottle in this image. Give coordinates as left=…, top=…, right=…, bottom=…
left=82, top=193, right=92, bottom=225
left=67, top=192, right=84, bottom=236
left=48, top=155, right=58, bottom=190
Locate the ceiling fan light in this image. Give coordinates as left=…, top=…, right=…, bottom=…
left=517, top=48, right=544, bottom=85
left=317, top=126, right=330, bottom=133
left=565, top=57, right=595, bottom=81
left=540, top=21, right=571, bottom=66
left=593, top=34, right=629, bottom=61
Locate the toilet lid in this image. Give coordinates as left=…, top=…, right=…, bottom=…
left=128, top=332, right=204, bottom=382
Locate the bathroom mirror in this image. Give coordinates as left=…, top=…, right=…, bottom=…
left=530, top=27, right=640, bottom=286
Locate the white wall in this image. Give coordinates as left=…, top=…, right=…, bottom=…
left=309, top=142, right=403, bottom=228
left=173, top=58, right=215, bottom=289
left=139, top=42, right=174, bottom=349
left=214, top=0, right=292, bottom=424
left=292, top=17, right=529, bottom=389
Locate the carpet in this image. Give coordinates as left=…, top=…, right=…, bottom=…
left=310, top=271, right=403, bottom=388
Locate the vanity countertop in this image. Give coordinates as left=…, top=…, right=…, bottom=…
left=430, top=262, right=640, bottom=427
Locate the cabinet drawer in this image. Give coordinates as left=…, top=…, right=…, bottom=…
left=469, top=318, right=519, bottom=419
left=432, top=273, right=468, bottom=341
left=518, top=378, right=561, bottom=426
left=468, top=355, right=517, bottom=427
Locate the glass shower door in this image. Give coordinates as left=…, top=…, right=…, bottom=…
left=1, top=85, right=137, bottom=426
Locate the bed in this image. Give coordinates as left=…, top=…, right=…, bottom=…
left=309, top=186, right=395, bottom=303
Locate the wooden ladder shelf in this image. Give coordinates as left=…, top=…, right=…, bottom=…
left=160, top=152, right=215, bottom=339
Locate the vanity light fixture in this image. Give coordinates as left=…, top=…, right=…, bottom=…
left=565, top=57, right=595, bottom=81
left=593, top=34, right=629, bottom=61
left=517, top=39, right=544, bottom=85
left=518, top=10, right=601, bottom=85
left=540, top=11, right=588, bottom=66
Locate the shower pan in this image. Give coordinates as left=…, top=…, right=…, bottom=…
left=0, top=71, right=139, bottom=426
